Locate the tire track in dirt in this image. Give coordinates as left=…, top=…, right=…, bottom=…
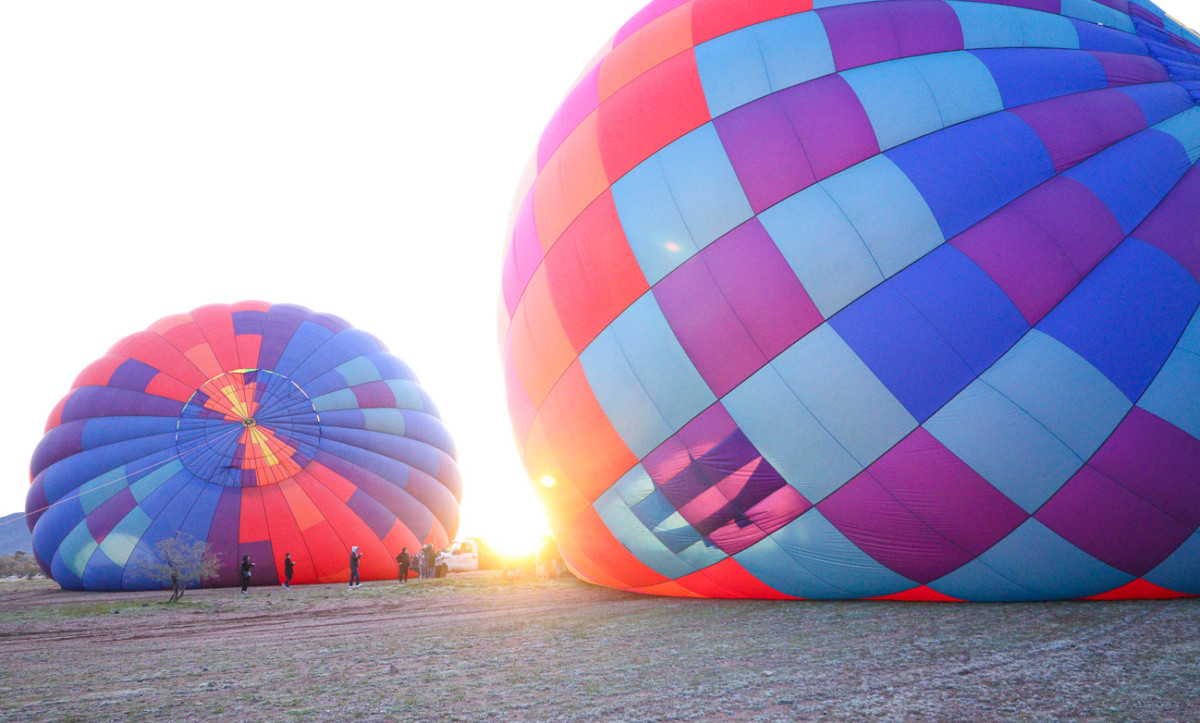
left=4, top=576, right=1196, bottom=722
left=4, top=599, right=595, bottom=647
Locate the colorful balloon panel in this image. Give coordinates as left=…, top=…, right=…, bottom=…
left=28, top=302, right=460, bottom=590
left=501, top=0, right=1200, bottom=600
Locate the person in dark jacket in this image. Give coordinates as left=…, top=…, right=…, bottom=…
left=283, top=552, right=295, bottom=589
left=396, top=547, right=411, bottom=583
left=349, top=546, right=362, bottom=588
left=422, top=544, right=437, bottom=579
left=240, top=554, right=254, bottom=594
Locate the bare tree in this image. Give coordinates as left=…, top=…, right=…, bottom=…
left=135, top=533, right=221, bottom=602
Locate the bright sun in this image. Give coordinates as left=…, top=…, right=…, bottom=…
left=457, top=478, right=550, bottom=558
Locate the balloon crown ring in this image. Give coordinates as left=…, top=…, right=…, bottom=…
left=176, top=368, right=322, bottom=488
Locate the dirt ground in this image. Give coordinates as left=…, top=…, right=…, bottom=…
left=0, top=573, right=1197, bottom=722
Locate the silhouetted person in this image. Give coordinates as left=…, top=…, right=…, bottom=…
left=240, top=554, right=254, bottom=594
left=396, top=547, right=411, bottom=583
left=283, top=552, right=295, bottom=589
left=349, top=546, right=362, bottom=588
left=422, top=544, right=437, bottom=579
left=538, top=536, right=563, bottom=578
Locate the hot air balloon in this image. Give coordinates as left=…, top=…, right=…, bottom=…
left=28, top=302, right=460, bottom=591
left=500, top=0, right=1200, bottom=600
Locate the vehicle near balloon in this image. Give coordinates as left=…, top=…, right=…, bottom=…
left=28, top=302, right=461, bottom=591
left=434, top=538, right=484, bottom=577
left=500, top=0, right=1200, bottom=600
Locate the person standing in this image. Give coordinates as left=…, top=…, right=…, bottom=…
left=422, top=544, right=437, bottom=579
left=283, top=552, right=295, bottom=589
left=396, top=547, right=411, bottom=583
left=239, top=554, right=254, bottom=595
left=349, top=546, right=362, bottom=588
left=538, top=535, right=565, bottom=578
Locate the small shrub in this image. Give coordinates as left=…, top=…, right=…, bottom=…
left=0, top=551, right=42, bottom=578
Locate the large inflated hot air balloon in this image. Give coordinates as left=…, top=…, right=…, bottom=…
left=500, top=0, right=1200, bottom=600
left=29, top=302, right=460, bottom=591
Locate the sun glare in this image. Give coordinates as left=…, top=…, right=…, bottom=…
left=457, top=479, right=551, bottom=558
left=486, top=524, right=549, bottom=559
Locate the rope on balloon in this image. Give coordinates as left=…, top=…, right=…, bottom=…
left=0, top=422, right=248, bottom=537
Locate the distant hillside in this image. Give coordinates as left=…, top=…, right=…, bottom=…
left=0, top=512, right=32, bottom=555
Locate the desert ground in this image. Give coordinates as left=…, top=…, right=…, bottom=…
left=0, top=572, right=1197, bottom=722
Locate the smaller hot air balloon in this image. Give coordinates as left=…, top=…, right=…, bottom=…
left=28, top=302, right=461, bottom=591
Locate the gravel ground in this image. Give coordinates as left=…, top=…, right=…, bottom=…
left=0, top=573, right=1196, bottom=722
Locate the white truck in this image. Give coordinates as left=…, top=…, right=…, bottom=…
left=434, top=538, right=480, bottom=577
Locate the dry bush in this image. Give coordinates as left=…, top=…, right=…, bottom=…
left=0, top=551, right=41, bottom=578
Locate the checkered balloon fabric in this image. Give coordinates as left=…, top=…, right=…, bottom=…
left=500, top=0, right=1200, bottom=600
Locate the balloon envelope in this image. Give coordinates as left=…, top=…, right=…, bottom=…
left=500, top=0, right=1200, bottom=600
left=29, top=302, right=460, bottom=590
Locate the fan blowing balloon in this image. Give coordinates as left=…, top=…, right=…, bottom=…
left=500, top=0, right=1200, bottom=600
left=28, top=302, right=460, bottom=590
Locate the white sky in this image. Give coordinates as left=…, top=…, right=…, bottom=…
left=0, top=1, right=648, bottom=551
left=1, top=0, right=1197, bottom=549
